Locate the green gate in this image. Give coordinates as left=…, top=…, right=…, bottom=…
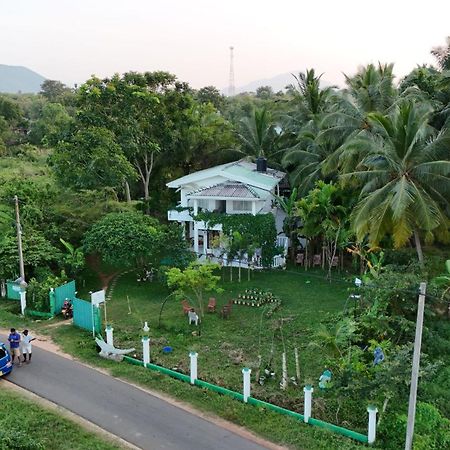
left=53, top=280, right=76, bottom=315
left=73, top=297, right=102, bottom=334
left=6, top=282, right=21, bottom=300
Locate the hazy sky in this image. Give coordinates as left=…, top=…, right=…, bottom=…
left=2, top=0, right=449, bottom=89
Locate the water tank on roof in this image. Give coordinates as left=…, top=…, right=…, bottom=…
left=256, top=157, right=267, bottom=173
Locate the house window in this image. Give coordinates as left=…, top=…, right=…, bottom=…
left=233, top=200, right=251, bottom=212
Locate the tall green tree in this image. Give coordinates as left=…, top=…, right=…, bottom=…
left=51, top=127, right=135, bottom=191
left=344, top=100, right=450, bottom=265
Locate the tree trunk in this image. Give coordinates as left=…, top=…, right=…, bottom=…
left=124, top=181, right=132, bottom=203
left=413, top=229, right=424, bottom=269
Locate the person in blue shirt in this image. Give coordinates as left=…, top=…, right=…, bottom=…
left=8, top=328, right=21, bottom=366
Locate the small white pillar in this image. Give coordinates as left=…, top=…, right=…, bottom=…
left=367, top=405, right=378, bottom=444
left=242, top=367, right=251, bottom=403
left=106, top=325, right=114, bottom=346
left=252, top=201, right=256, bottom=216
left=142, top=336, right=150, bottom=366
left=19, top=290, right=26, bottom=315
left=203, top=231, right=208, bottom=255
left=193, top=224, right=199, bottom=255
left=193, top=199, right=198, bottom=216
left=189, top=352, right=198, bottom=384
left=303, top=385, right=313, bottom=423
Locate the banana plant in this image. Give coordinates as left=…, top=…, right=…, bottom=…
left=434, top=260, right=450, bottom=299
left=60, top=238, right=85, bottom=276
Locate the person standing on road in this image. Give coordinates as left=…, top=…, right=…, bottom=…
left=21, top=329, right=36, bottom=363
left=8, top=328, right=21, bottom=366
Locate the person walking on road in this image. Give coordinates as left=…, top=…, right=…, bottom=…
left=8, top=328, right=21, bottom=366
left=21, top=329, right=36, bottom=363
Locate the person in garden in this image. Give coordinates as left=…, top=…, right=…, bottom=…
left=8, top=328, right=21, bottom=366
left=21, top=329, right=36, bottom=363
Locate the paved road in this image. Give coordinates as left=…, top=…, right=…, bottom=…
left=1, top=336, right=268, bottom=450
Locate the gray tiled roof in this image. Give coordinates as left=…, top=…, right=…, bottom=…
left=187, top=182, right=260, bottom=199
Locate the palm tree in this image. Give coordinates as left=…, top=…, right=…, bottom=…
left=281, top=122, right=336, bottom=195
left=281, top=69, right=336, bottom=192
left=343, top=99, right=450, bottom=266
left=235, top=108, right=277, bottom=159
left=319, top=63, right=398, bottom=176
left=287, top=68, right=334, bottom=122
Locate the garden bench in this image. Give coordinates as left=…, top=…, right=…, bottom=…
left=207, top=297, right=216, bottom=313
left=95, top=336, right=135, bottom=361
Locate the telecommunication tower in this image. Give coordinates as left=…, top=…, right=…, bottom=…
left=228, top=46, right=235, bottom=96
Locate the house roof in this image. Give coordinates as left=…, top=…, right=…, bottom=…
left=166, top=159, right=285, bottom=191
left=187, top=182, right=260, bottom=200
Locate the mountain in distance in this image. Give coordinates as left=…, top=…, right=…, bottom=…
left=0, top=64, right=47, bottom=93
left=226, top=71, right=334, bottom=95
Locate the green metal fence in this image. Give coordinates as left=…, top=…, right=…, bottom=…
left=6, top=282, right=21, bottom=300
left=53, top=280, right=76, bottom=315
left=73, top=297, right=101, bottom=334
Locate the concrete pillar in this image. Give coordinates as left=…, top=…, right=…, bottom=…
left=303, top=385, right=313, bottom=423
left=203, top=231, right=208, bottom=255
left=242, top=367, right=251, bottom=403
left=252, top=201, right=256, bottom=216
left=193, top=199, right=198, bottom=216
left=19, top=290, right=26, bottom=315
left=367, top=405, right=378, bottom=444
left=106, top=325, right=114, bottom=346
left=189, top=352, right=198, bottom=385
left=193, top=223, right=199, bottom=255
left=142, top=336, right=150, bottom=366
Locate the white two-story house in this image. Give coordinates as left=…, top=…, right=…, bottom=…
left=166, top=158, right=288, bottom=268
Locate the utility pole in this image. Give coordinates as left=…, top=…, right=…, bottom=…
left=14, top=195, right=27, bottom=315
left=14, top=195, right=25, bottom=281
left=405, top=282, right=427, bottom=450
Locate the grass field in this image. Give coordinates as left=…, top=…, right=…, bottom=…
left=0, top=387, right=121, bottom=450
left=0, top=266, right=376, bottom=449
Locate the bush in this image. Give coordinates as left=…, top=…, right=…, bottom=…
left=378, top=402, right=450, bottom=450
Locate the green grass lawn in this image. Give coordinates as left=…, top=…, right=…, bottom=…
left=53, top=265, right=372, bottom=449
left=1, top=266, right=375, bottom=449
left=0, top=388, right=121, bottom=450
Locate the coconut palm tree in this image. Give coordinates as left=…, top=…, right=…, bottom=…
left=319, top=63, right=398, bottom=176
left=343, top=99, right=450, bottom=266
left=235, top=107, right=277, bottom=159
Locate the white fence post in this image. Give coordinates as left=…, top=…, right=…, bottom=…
left=367, top=405, right=378, bottom=444
left=142, top=336, right=150, bottom=366
left=303, top=385, right=313, bottom=423
left=242, top=367, right=251, bottom=402
left=189, top=352, right=198, bottom=384
left=106, top=325, right=114, bottom=346
left=19, top=290, right=26, bottom=315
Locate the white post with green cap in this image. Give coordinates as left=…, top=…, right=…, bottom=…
left=367, top=405, right=378, bottom=444
left=303, top=385, right=313, bottom=423
left=189, top=352, right=198, bottom=384
left=106, top=325, right=114, bottom=346
left=242, top=367, right=251, bottom=402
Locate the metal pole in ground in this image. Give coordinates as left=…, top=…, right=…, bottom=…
left=405, top=282, right=427, bottom=450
